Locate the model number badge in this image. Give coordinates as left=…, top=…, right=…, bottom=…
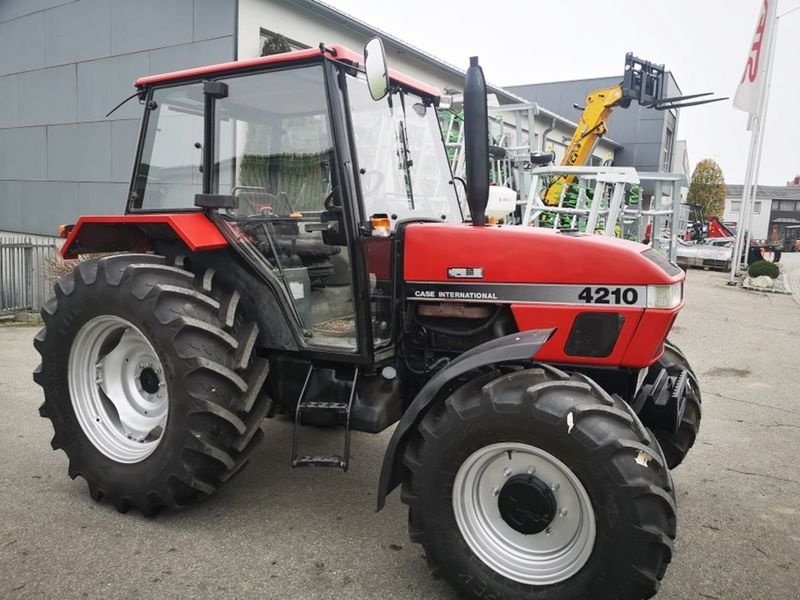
left=448, top=267, right=484, bottom=279
left=578, top=286, right=639, bottom=305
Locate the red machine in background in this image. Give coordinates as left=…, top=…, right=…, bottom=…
left=680, top=205, right=780, bottom=269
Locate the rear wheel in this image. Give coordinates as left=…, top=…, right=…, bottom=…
left=34, top=253, right=271, bottom=514
left=402, top=367, right=676, bottom=600
left=648, top=340, right=702, bottom=469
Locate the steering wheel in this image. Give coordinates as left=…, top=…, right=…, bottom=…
left=235, top=189, right=293, bottom=216
left=323, top=187, right=340, bottom=211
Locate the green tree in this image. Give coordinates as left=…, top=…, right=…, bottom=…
left=687, top=158, right=727, bottom=217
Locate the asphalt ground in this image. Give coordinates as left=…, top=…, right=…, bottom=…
left=1, top=255, right=799, bottom=600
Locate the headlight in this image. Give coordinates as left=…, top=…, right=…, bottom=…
left=646, top=282, right=683, bottom=308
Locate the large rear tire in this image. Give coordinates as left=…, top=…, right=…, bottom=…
left=33, top=253, right=271, bottom=514
left=648, top=340, right=702, bottom=469
left=402, top=367, right=676, bottom=600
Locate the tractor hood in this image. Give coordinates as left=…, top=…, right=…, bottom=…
left=403, top=223, right=683, bottom=287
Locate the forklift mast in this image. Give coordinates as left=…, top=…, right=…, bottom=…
left=543, top=53, right=725, bottom=208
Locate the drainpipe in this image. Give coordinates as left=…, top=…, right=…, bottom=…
left=541, top=117, right=556, bottom=152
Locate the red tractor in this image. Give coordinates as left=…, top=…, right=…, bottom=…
left=34, top=40, right=700, bottom=599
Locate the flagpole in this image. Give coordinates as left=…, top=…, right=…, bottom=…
left=743, top=13, right=779, bottom=256
left=728, top=0, right=779, bottom=284
left=729, top=119, right=760, bottom=284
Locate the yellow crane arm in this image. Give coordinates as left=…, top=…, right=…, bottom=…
left=544, top=84, right=624, bottom=206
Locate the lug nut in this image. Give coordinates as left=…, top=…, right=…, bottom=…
left=551, top=482, right=560, bottom=491
left=559, top=508, right=568, bottom=517
left=492, top=487, right=500, bottom=497
left=503, top=467, right=512, bottom=478
left=527, top=466, right=536, bottom=475
left=545, top=527, right=553, bottom=535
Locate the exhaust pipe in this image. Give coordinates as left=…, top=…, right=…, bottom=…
left=463, top=56, right=489, bottom=226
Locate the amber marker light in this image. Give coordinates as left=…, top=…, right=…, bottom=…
left=370, top=214, right=391, bottom=237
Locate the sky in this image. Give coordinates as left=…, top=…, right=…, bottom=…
left=327, top=0, right=800, bottom=186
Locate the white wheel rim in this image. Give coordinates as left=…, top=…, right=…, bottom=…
left=68, top=315, right=169, bottom=463
left=452, top=442, right=596, bottom=585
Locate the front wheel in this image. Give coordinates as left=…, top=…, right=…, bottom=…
left=648, top=340, right=702, bottom=469
left=402, top=367, right=676, bottom=600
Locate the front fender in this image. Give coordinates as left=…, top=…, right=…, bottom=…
left=376, top=328, right=554, bottom=510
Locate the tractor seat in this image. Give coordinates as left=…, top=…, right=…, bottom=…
left=276, top=237, right=341, bottom=261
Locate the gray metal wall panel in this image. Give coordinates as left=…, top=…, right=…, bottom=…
left=47, top=122, right=112, bottom=182
left=77, top=181, right=129, bottom=214
left=0, top=181, right=23, bottom=231
left=110, top=0, right=193, bottom=55
left=0, top=127, right=47, bottom=180
left=635, top=118, right=668, bottom=142
left=111, top=119, right=140, bottom=182
left=17, top=64, right=77, bottom=126
left=0, top=74, right=19, bottom=128
left=77, top=52, right=149, bottom=121
left=1, top=0, right=237, bottom=236
left=149, top=36, right=234, bottom=75
left=19, top=181, right=79, bottom=235
left=45, top=0, right=111, bottom=67
left=193, top=0, right=236, bottom=42
left=632, top=143, right=664, bottom=172
left=0, top=12, right=46, bottom=76
left=0, top=0, right=74, bottom=23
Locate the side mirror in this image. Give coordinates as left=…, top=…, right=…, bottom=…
left=364, top=37, right=389, bottom=101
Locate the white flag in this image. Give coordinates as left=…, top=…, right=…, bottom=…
left=733, top=0, right=777, bottom=115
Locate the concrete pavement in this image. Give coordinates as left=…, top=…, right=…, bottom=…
left=1, top=259, right=799, bottom=600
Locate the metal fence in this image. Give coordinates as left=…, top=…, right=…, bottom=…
left=0, top=236, right=59, bottom=312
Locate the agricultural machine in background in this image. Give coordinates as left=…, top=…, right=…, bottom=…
left=34, top=39, right=700, bottom=599
left=540, top=53, right=724, bottom=212
left=676, top=203, right=782, bottom=271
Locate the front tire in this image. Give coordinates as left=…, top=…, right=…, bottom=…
left=648, top=340, right=702, bottom=469
left=402, top=367, right=676, bottom=600
left=34, top=253, right=271, bottom=514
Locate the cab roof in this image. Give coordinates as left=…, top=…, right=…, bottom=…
left=134, top=44, right=441, bottom=98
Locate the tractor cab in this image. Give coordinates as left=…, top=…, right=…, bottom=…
left=126, top=43, right=460, bottom=358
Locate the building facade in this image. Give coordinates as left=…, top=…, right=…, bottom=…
left=0, top=0, right=645, bottom=239
left=0, top=0, right=238, bottom=237
left=723, top=184, right=800, bottom=241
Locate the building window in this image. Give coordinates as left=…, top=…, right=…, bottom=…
left=259, top=29, right=307, bottom=56
left=662, top=127, right=674, bottom=171
left=730, top=201, right=741, bottom=213
left=753, top=201, right=761, bottom=214
left=776, top=200, right=798, bottom=212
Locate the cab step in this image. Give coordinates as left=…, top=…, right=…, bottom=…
left=293, top=455, right=346, bottom=468
left=291, top=364, right=359, bottom=472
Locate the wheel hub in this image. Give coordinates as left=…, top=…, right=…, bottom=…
left=498, top=474, right=557, bottom=535
left=138, top=366, right=161, bottom=395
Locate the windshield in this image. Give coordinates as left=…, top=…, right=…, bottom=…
left=347, top=74, right=462, bottom=227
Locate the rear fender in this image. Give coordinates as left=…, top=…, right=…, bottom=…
left=376, top=328, right=554, bottom=510
left=61, top=214, right=227, bottom=259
